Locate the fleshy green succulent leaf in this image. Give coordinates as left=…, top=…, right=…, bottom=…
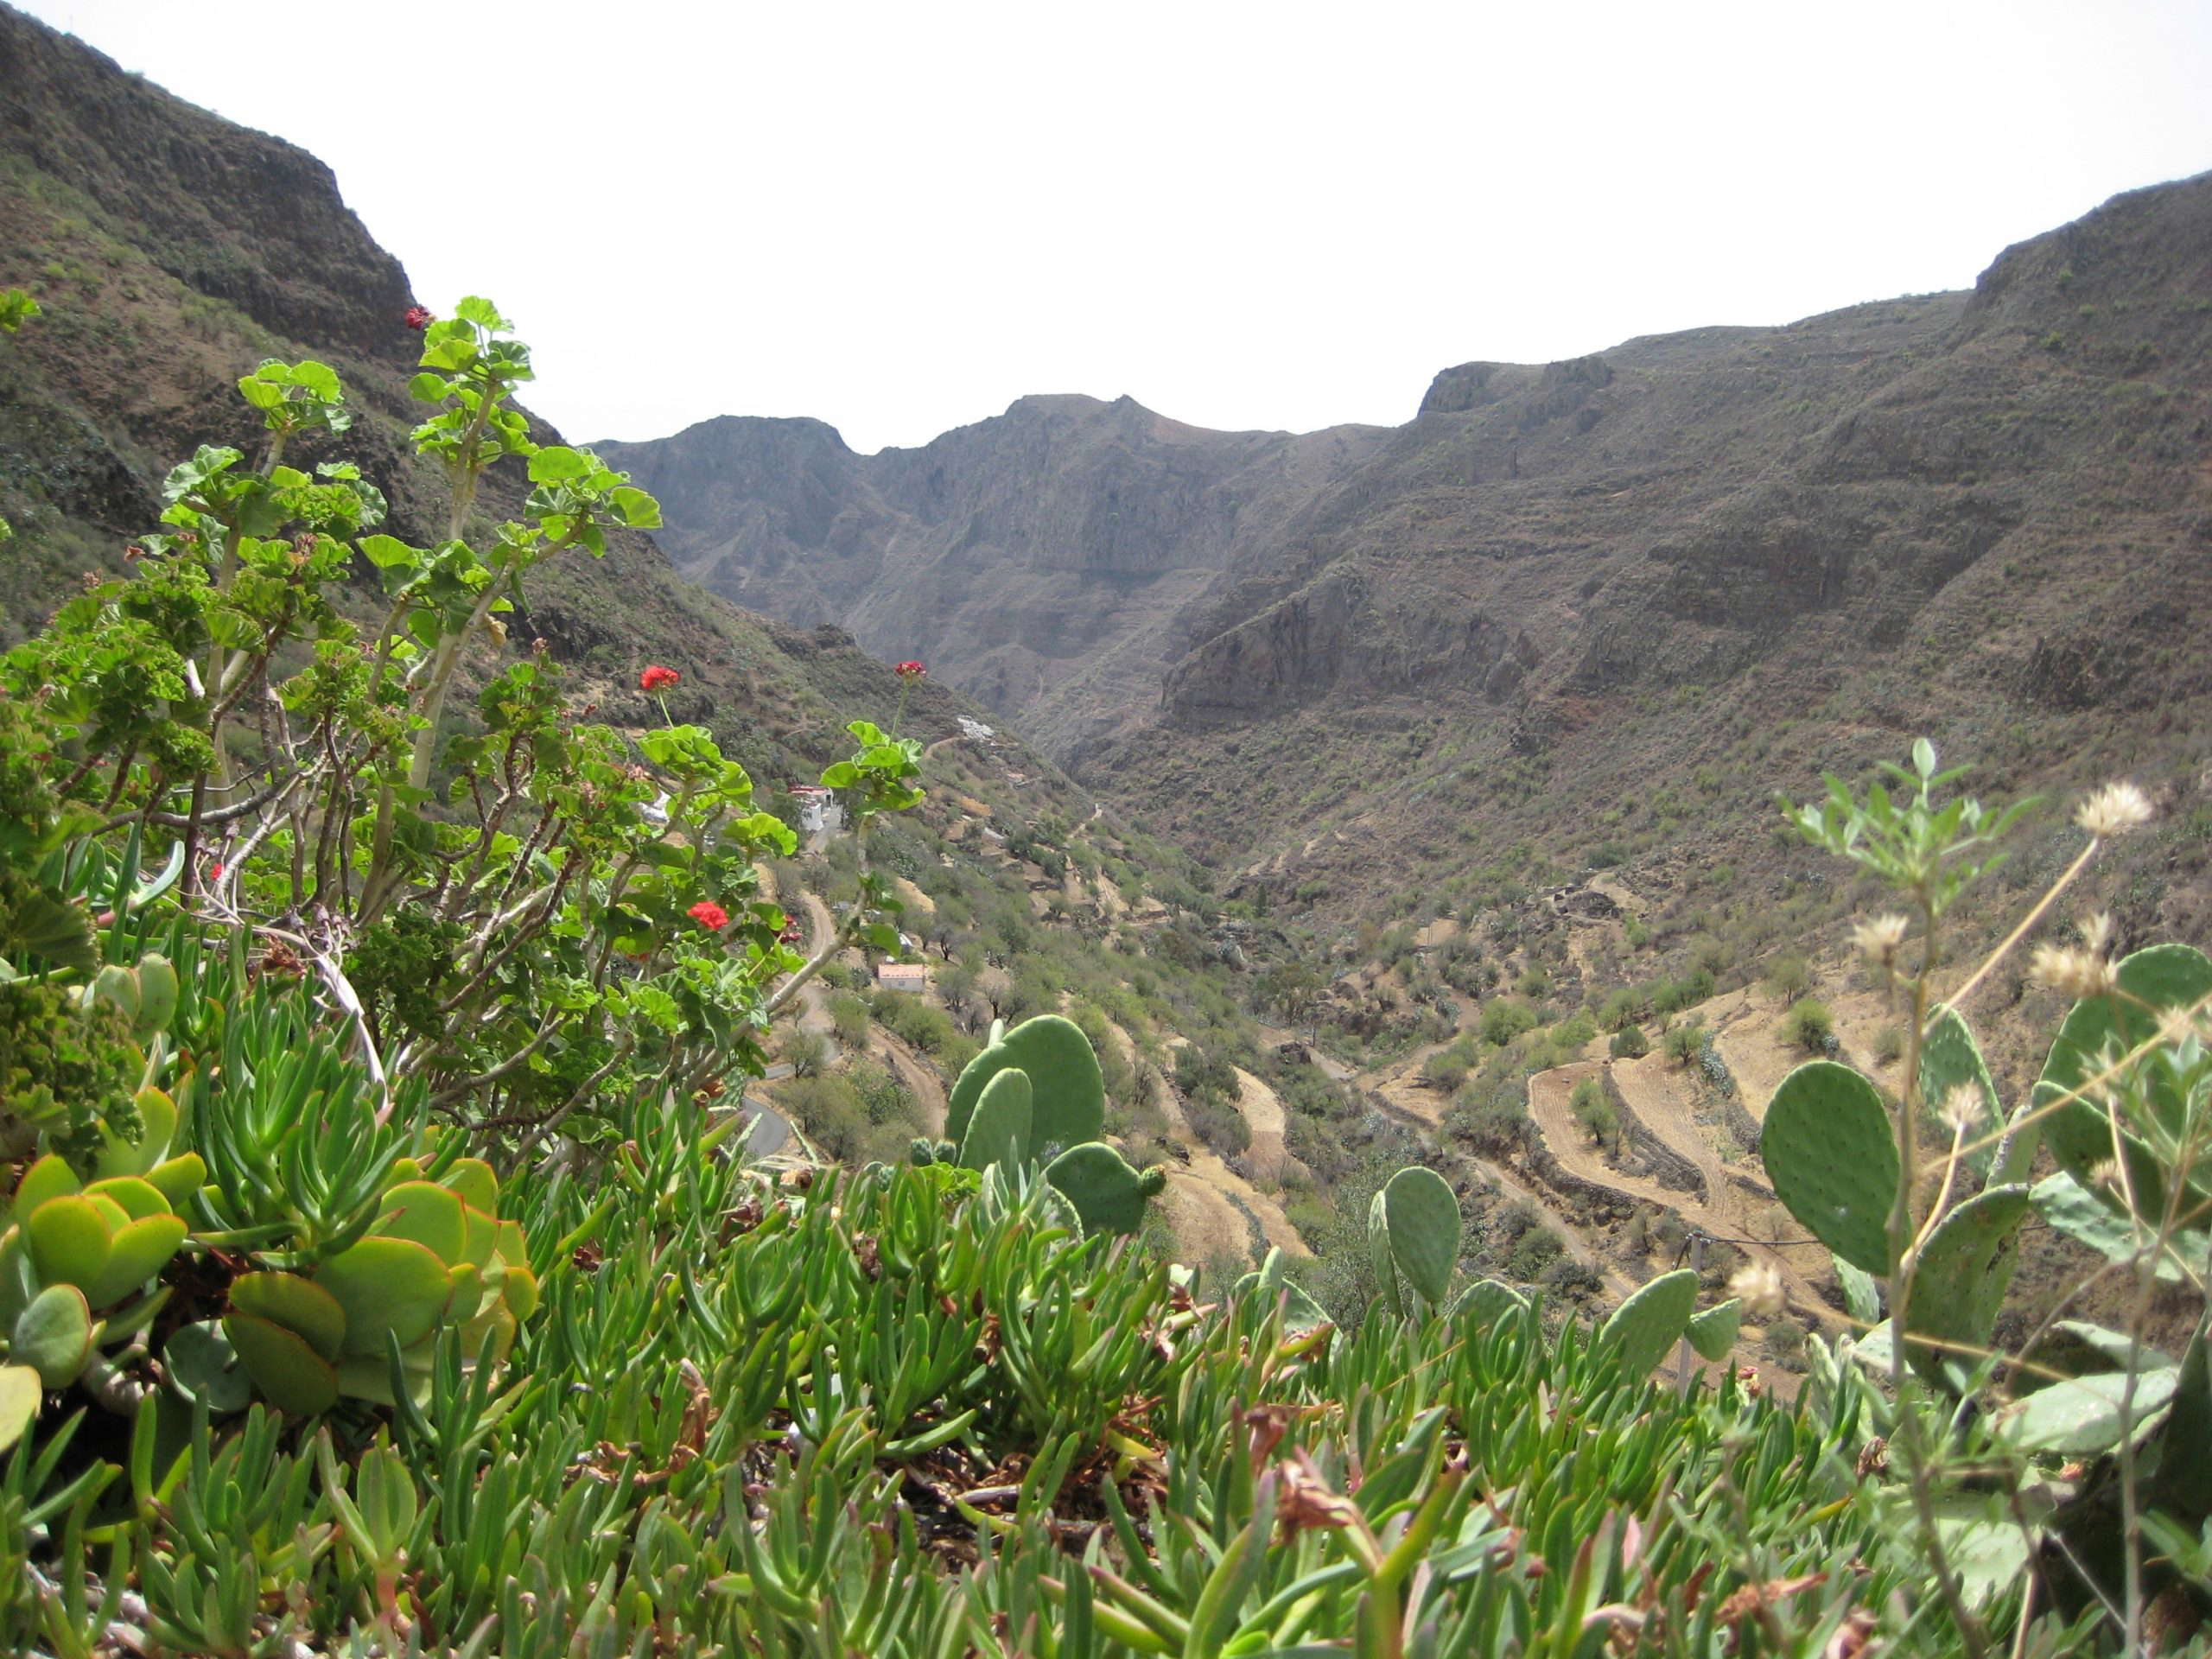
left=225, top=1313, right=340, bottom=1415
left=376, top=1181, right=467, bottom=1265
left=1601, top=1267, right=1699, bottom=1375
left=144, top=1154, right=207, bottom=1210
left=1763, top=1061, right=1898, bottom=1274
left=0, top=1363, right=41, bottom=1452
left=1998, top=1369, right=2179, bottom=1455
left=958, top=1067, right=1033, bottom=1172
left=1688, top=1299, right=1742, bottom=1363
left=25, top=1196, right=111, bottom=1291
left=1381, top=1166, right=1460, bottom=1306
left=80, top=1215, right=186, bottom=1309
left=2037, top=944, right=2212, bottom=1228
left=335, top=1347, right=437, bottom=1408
left=164, top=1320, right=253, bottom=1413
left=95, top=1089, right=176, bottom=1179
left=12, top=1154, right=80, bottom=1222
left=228, top=1273, right=347, bottom=1361
left=1043, top=1141, right=1154, bottom=1236
left=315, top=1236, right=454, bottom=1357
left=442, top=1158, right=499, bottom=1214
left=81, top=1177, right=168, bottom=1222
left=1905, top=1184, right=2031, bottom=1389
left=131, top=953, right=178, bottom=1036
left=13, top=1283, right=93, bottom=1387
left=456, top=1205, right=499, bottom=1270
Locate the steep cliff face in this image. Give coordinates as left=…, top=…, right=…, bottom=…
left=0, top=1, right=1062, bottom=794
left=598, top=395, right=1389, bottom=753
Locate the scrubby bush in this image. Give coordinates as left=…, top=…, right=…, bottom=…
left=1478, top=998, right=1539, bottom=1046
left=1568, top=1076, right=1618, bottom=1145
left=1783, top=995, right=1834, bottom=1052
left=1763, top=953, right=1813, bottom=1003
left=1662, top=1023, right=1704, bottom=1065
left=1608, top=1022, right=1649, bottom=1059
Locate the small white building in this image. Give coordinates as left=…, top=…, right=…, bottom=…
left=875, top=962, right=931, bottom=994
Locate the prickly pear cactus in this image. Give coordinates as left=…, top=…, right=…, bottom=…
left=945, top=1014, right=1104, bottom=1154
left=1919, top=1008, right=2001, bottom=1173
left=1687, top=1299, right=1741, bottom=1363
left=1379, top=1166, right=1461, bottom=1307
left=1763, top=1060, right=1899, bottom=1275
left=1042, top=1142, right=1161, bottom=1236
left=2037, top=944, right=2212, bottom=1230
left=1600, top=1267, right=1699, bottom=1376
left=1367, top=1191, right=1403, bottom=1318
left=1905, top=1183, right=2031, bottom=1389
left=1233, top=1247, right=1332, bottom=1334
left=1447, top=1277, right=1528, bottom=1326
left=959, top=1068, right=1033, bottom=1172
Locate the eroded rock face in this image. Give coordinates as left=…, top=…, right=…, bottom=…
left=0, top=6, right=415, bottom=360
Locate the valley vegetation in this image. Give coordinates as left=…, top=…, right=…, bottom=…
left=0, top=284, right=2209, bottom=1659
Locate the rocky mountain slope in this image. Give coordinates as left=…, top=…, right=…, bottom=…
left=614, top=170, right=2212, bottom=951
left=0, top=0, right=1066, bottom=798
left=594, top=399, right=1389, bottom=756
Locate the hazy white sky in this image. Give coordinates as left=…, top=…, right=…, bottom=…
left=20, top=0, right=2212, bottom=454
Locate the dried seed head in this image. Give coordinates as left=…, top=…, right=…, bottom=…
left=2030, top=943, right=2117, bottom=1000
left=1730, top=1261, right=1787, bottom=1321
left=1939, top=1082, right=1984, bottom=1135
left=2080, top=912, right=2115, bottom=956
left=2075, top=781, right=2153, bottom=840
left=1853, top=913, right=1910, bottom=969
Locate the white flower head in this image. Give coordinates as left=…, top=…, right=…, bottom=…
left=1939, top=1082, right=1984, bottom=1135
left=2080, top=912, right=2115, bottom=956
left=1853, top=913, right=1910, bottom=970
left=2075, top=782, right=2154, bottom=841
left=1730, top=1261, right=1787, bottom=1321
left=2031, top=942, right=2118, bottom=1001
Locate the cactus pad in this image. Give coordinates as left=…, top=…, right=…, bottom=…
left=1601, top=1267, right=1698, bottom=1375
left=1919, top=1008, right=1999, bottom=1169
left=1043, top=1141, right=1152, bottom=1236
left=1380, top=1166, right=1461, bottom=1307
left=2037, top=944, right=2212, bottom=1229
left=959, top=1067, right=1033, bottom=1172
left=1367, top=1191, right=1402, bottom=1318
left=1447, top=1278, right=1529, bottom=1327
left=1687, top=1299, right=1741, bottom=1363
left=946, top=1014, right=1104, bottom=1154
left=1762, top=1061, right=1899, bottom=1275
left=1904, top=1183, right=2031, bottom=1389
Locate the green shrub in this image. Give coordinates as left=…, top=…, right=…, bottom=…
left=1763, top=953, right=1813, bottom=1003
left=1507, top=1227, right=1564, bottom=1280
left=1568, top=1076, right=1618, bottom=1144
left=1783, top=996, right=1833, bottom=1052
left=1478, top=999, right=1539, bottom=1046
left=1608, top=1023, right=1649, bottom=1060
left=1662, top=1024, right=1704, bottom=1065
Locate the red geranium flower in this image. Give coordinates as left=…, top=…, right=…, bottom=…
left=403, top=305, right=435, bottom=330
left=640, top=664, right=680, bottom=693
left=895, top=660, right=926, bottom=679
left=688, top=899, right=729, bottom=931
